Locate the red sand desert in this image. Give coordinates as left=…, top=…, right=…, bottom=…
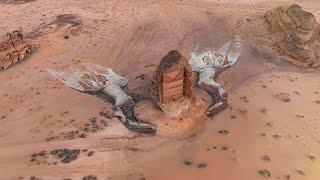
left=0, top=0, right=320, bottom=179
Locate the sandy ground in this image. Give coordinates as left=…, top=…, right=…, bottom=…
left=0, top=0, right=320, bottom=179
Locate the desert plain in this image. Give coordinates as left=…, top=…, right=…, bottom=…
left=0, top=0, right=320, bottom=179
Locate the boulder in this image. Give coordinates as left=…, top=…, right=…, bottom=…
left=0, top=30, right=32, bottom=70
left=265, top=4, right=320, bottom=67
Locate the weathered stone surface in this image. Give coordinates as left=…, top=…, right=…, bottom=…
left=265, top=4, right=320, bottom=67
left=0, top=30, right=32, bottom=70
left=151, top=50, right=195, bottom=103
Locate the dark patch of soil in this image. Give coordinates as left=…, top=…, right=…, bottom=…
left=30, top=148, right=95, bottom=165
left=0, top=0, right=36, bottom=4
left=28, top=14, right=82, bottom=38
left=82, top=175, right=97, bottom=180
left=46, top=113, right=111, bottom=141
left=50, top=149, right=80, bottom=163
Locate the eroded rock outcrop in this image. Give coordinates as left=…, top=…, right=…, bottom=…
left=265, top=4, right=320, bottom=67
left=0, top=30, right=32, bottom=70
left=151, top=50, right=195, bottom=117
left=151, top=50, right=194, bottom=103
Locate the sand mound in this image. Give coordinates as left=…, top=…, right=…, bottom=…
left=265, top=4, right=320, bottom=67
left=0, top=30, right=32, bottom=71
left=135, top=88, right=212, bottom=137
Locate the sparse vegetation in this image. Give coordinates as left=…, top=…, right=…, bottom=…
left=258, top=169, right=271, bottom=178
left=296, top=170, right=306, bottom=176
left=307, top=155, right=316, bottom=161
left=261, top=155, right=271, bottom=162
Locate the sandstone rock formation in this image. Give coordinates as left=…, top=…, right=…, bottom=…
left=0, top=30, right=32, bottom=70
left=265, top=4, right=320, bottom=67
left=151, top=50, right=194, bottom=103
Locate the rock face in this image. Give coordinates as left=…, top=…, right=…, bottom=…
left=151, top=50, right=195, bottom=103
left=265, top=4, right=320, bottom=67
left=0, top=30, right=32, bottom=70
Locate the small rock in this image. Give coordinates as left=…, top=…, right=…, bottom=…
left=261, top=155, right=271, bottom=162
left=88, top=151, right=95, bottom=157
left=184, top=159, right=193, bottom=166
left=266, top=122, right=273, bottom=127
left=198, top=163, right=207, bottom=168
left=99, top=110, right=112, bottom=119
left=50, top=148, right=80, bottom=164
left=308, top=155, right=316, bottom=161
left=296, top=170, right=306, bottom=176
left=240, top=96, right=249, bottom=103
left=258, top=169, right=271, bottom=178
left=79, top=133, right=87, bottom=138
left=230, top=115, right=237, bottom=119
left=39, top=151, right=46, bottom=156
left=83, top=175, right=97, bottom=180
left=275, top=93, right=290, bottom=102
left=222, top=146, right=229, bottom=151
left=100, top=119, right=108, bottom=127
left=219, top=129, right=229, bottom=135
left=30, top=176, right=42, bottom=180
left=260, top=107, right=267, bottom=113
left=296, top=114, right=304, bottom=118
